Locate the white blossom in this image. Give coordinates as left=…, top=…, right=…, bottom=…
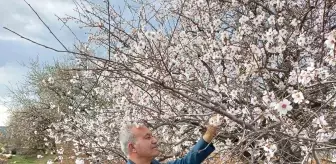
left=47, top=160, right=54, bottom=164
left=47, top=77, right=54, bottom=84
left=75, top=158, right=85, bottom=164
left=312, top=115, right=328, bottom=128
left=292, top=91, right=304, bottom=104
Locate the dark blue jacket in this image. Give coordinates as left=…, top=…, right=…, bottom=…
left=127, top=138, right=215, bottom=164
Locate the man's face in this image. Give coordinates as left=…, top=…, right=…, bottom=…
left=130, top=126, right=160, bottom=158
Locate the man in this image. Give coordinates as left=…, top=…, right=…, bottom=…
left=119, top=123, right=218, bottom=164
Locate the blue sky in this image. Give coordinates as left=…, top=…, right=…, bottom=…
left=0, top=0, right=130, bottom=126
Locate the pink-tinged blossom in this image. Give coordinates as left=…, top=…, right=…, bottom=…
left=275, top=99, right=292, bottom=115
left=325, top=30, right=336, bottom=50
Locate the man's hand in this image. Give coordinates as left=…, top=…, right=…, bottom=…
left=202, top=125, right=218, bottom=143
left=203, top=114, right=223, bottom=143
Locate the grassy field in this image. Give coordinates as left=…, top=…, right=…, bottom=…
left=7, top=154, right=57, bottom=164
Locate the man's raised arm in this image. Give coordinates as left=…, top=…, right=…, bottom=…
left=166, top=125, right=218, bottom=164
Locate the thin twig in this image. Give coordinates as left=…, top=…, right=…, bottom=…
left=107, top=0, right=111, bottom=60
left=3, top=27, right=108, bottom=63
left=23, top=0, right=68, bottom=51
left=307, top=81, right=336, bottom=88
left=312, top=144, right=321, bottom=164
left=55, top=14, right=80, bottom=42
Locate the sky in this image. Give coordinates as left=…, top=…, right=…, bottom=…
left=0, top=0, right=82, bottom=126
left=0, top=0, right=128, bottom=126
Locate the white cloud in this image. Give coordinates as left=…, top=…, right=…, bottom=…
left=0, top=103, right=9, bottom=126
left=0, top=0, right=78, bottom=43
left=0, top=97, right=11, bottom=126
left=0, top=62, right=28, bottom=86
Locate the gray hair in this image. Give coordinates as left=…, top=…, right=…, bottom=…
left=119, top=124, right=136, bottom=156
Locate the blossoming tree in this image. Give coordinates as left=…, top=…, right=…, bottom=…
left=5, top=0, right=336, bottom=163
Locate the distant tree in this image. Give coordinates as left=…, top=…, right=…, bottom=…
left=5, top=61, right=62, bottom=155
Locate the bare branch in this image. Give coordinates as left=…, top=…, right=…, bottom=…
left=23, top=0, right=68, bottom=51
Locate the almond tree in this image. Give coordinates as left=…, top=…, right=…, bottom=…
left=4, top=0, right=336, bottom=163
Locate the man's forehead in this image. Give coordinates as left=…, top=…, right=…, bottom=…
left=131, top=125, right=151, bottom=136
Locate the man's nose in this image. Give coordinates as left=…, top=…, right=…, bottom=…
left=152, top=136, right=158, bottom=143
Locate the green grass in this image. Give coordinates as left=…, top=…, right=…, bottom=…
left=7, top=155, right=35, bottom=164
left=7, top=154, right=57, bottom=164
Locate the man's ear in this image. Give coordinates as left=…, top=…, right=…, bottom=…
left=128, top=143, right=136, bottom=153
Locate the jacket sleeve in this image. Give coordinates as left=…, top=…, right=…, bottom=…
left=166, top=138, right=215, bottom=164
